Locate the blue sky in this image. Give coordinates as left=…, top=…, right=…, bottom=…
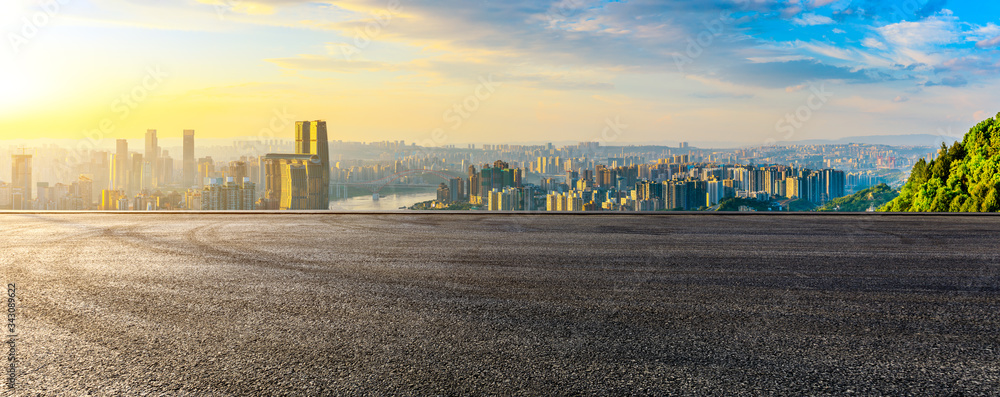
left=1, top=0, right=999, bottom=147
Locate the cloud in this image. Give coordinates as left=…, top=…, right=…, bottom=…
left=59, top=0, right=1000, bottom=101
left=861, top=37, right=886, bottom=50
left=924, top=75, right=968, bottom=87
left=499, top=73, right=615, bottom=91
left=934, top=56, right=1000, bottom=75
left=892, top=95, right=909, bottom=103
left=877, top=15, right=960, bottom=48
left=718, top=59, right=889, bottom=88
left=792, top=13, right=835, bottom=26
left=976, top=36, right=1000, bottom=49
left=746, top=55, right=813, bottom=63
left=832, top=0, right=946, bottom=23
left=194, top=0, right=278, bottom=15
left=834, top=95, right=901, bottom=114
left=808, top=0, right=841, bottom=9
left=267, top=56, right=395, bottom=73
left=689, top=92, right=754, bottom=99
left=785, top=84, right=806, bottom=92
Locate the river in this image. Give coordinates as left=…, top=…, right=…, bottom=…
left=328, top=191, right=437, bottom=211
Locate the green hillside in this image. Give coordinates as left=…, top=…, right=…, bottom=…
left=880, top=113, right=1000, bottom=212
left=818, top=183, right=898, bottom=212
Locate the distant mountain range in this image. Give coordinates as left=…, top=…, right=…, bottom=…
left=526, top=134, right=964, bottom=149
left=776, top=134, right=964, bottom=147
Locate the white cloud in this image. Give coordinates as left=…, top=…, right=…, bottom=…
left=746, top=55, right=813, bottom=63
left=861, top=37, right=886, bottom=50
left=870, top=15, right=966, bottom=68
left=792, top=13, right=834, bottom=26
left=967, top=23, right=1000, bottom=48
left=785, top=84, right=806, bottom=92
left=809, top=0, right=840, bottom=8
left=832, top=28, right=845, bottom=34
left=977, top=36, right=1000, bottom=49
left=876, top=15, right=960, bottom=48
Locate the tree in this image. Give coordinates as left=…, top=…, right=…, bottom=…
left=882, top=112, right=1000, bottom=212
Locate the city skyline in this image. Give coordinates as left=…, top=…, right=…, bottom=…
left=2, top=0, right=999, bottom=146
left=0, top=120, right=917, bottom=211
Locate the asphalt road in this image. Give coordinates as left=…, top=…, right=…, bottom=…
left=0, top=213, right=998, bottom=395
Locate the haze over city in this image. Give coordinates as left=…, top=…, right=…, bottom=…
left=3, top=0, right=1000, bottom=145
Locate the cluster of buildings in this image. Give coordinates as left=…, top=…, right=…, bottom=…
left=260, top=120, right=331, bottom=210
left=428, top=157, right=847, bottom=212
left=3, top=120, right=334, bottom=211
left=4, top=125, right=914, bottom=212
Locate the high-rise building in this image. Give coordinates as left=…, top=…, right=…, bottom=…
left=78, top=175, right=94, bottom=210
left=437, top=183, right=451, bottom=203
left=89, top=151, right=110, bottom=205
left=200, top=177, right=256, bottom=210
left=262, top=154, right=325, bottom=210
left=295, top=121, right=330, bottom=205
left=159, top=151, right=173, bottom=186
left=115, top=139, right=128, bottom=190
left=145, top=129, right=159, bottom=188
left=183, top=130, right=195, bottom=187
left=100, top=189, right=126, bottom=210
left=197, top=157, right=215, bottom=187
left=0, top=183, right=11, bottom=209
left=467, top=165, right=480, bottom=203
left=448, top=177, right=462, bottom=202
left=707, top=179, right=723, bottom=207
left=11, top=153, right=32, bottom=206
left=130, top=153, right=144, bottom=196
left=228, top=161, right=248, bottom=181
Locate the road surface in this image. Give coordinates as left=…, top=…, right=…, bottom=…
left=0, top=213, right=997, bottom=395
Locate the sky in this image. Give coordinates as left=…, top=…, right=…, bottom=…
left=1, top=0, right=999, bottom=147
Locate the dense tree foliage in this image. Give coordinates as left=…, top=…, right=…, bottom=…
left=716, top=197, right=774, bottom=212
left=818, top=183, right=898, bottom=212
left=786, top=198, right=817, bottom=212
left=881, top=113, right=1000, bottom=212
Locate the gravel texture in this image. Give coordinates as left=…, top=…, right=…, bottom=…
left=0, top=213, right=998, bottom=395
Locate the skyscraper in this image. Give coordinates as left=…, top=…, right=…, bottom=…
left=11, top=153, right=32, bottom=207
left=145, top=129, right=159, bottom=188
left=130, top=153, right=144, bottom=196
left=183, top=130, right=195, bottom=187
left=159, top=151, right=173, bottom=185
left=115, top=139, right=128, bottom=191
left=262, top=154, right=324, bottom=210
left=294, top=121, right=330, bottom=205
